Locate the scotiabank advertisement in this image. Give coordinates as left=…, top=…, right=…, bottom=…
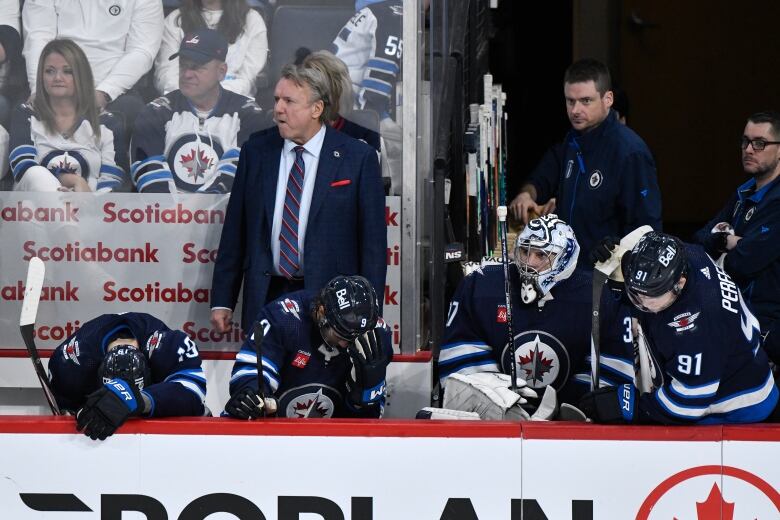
left=0, top=193, right=402, bottom=352
left=0, top=420, right=778, bottom=519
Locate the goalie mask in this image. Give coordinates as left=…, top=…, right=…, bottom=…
left=319, top=275, right=379, bottom=343
left=98, top=345, right=151, bottom=390
left=622, top=231, right=688, bottom=313
left=514, top=214, right=579, bottom=304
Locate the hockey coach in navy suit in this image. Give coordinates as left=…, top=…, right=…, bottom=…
left=210, top=63, right=387, bottom=332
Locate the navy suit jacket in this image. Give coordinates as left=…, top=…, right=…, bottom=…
left=211, top=124, right=387, bottom=329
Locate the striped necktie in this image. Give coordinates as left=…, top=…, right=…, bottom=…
left=279, top=146, right=305, bottom=278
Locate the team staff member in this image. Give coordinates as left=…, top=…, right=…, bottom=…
left=693, top=111, right=780, bottom=365
left=509, top=58, right=662, bottom=267
left=49, top=312, right=207, bottom=440
left=210, top=62, right=386, bottom=333
left=131, top=28, right=267, bottom=194
left=225, top=276, right=392, bottom=419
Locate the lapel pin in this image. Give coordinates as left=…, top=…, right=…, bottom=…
left=333, top=150, right=341, bottom=158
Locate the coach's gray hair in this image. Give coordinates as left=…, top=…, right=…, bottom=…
left=280, top=63, right=332, bottom=123
left=301, top=50, right=353, bottom=121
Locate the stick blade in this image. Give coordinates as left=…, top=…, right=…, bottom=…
left=20, top=257, right=45, bottom=327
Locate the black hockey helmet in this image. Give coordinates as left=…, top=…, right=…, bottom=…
left=319, top=275, right=379, bottom=341
left=98, top=345, right=151, bottom=390
left=622, top=232, right=688, bottom=309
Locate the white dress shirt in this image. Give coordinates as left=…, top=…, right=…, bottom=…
left=271, top=124, right=326, bottom=276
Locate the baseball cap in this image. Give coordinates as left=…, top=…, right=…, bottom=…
left=170, top=28, right=228, bottom=64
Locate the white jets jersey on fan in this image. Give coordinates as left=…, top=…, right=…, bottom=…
left=131, top=88, right=267, bottom=193
left=9, top=104, right=127, bottom=191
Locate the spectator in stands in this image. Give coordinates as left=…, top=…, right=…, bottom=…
left=224, top=275, right=392, bottom=419
left=0, top=1, right=27, bottom=129
left=155, top=0, right=268, bottom=98
left=210, top=62, right=386, bottom=333
left=22, top=0, right=164, bottom=131
left=131, top=28, right=268, bottom=194
left=301, top=50, right=380, bottom=153
left=508, top=58, right=662, bottom=268
left=9, top=39, right=128, bottom=192
left=49, top=312, right=207, bottom=440
left=332, top=0, right=406, bottom=194
left=693, top=111, right=780, bottom=366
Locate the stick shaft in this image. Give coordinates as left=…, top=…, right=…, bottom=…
left=497, top=206, right=518, bottom=392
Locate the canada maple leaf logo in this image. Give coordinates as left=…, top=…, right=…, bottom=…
left=179, top=148, right=213, bottom=181
left=293, top=398, right=328, bottom=418
left=672, top=483, right=735, bottom=520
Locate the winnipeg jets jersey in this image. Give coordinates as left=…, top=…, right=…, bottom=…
left=440, top=264, right=597, bottom=405
left=49, top=312, right=207, bottom=417
left=333, top=1, right=402, bottom=119
left=599, top=245, right=779, bottom=424
left=131, top=88, right=268, bottom=193
left=9, top=104, right=127, bottom=191
left=228, top=290, right=393, bottom=418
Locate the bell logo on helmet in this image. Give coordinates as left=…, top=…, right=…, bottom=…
left=658, top=244, right=677, bottom=267
left=336, top=288, right=350, bottom=309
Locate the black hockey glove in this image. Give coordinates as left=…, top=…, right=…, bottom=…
left=703, top=231, right=729, bottom=256
left=346, top=329, right=389, bottom=407
left=225, top=387, right=278, bottom=419
left=578, top=384, right=636, bottom=424
left=590, top=236, right=621, bottom=265
left=76, top=378, right=143, bottom=441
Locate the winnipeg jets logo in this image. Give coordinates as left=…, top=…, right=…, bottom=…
left=146, top=331, right=164, bottom=357
left=278, top=385, right=341, bottom=418
left=700, top=267, right=711, bottom=280
left=179, top=148, right=214, bottom=182
left=667, top=311, right=700, bottom=332
left=279, top=298, right=301, bottom=320
left=588, top=170, right=603, bottom=189
left=502, top=330, right=569, bottom=389
left=43, top=150, right=87, bottom=176
left=63, top=338, right=80, bottom=364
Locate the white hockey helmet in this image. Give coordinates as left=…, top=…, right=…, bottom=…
left=514, top=214, right=579, bottom=304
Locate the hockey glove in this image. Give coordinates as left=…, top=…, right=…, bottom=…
left=578, top=384, right=636, bottom=424
left=590, top=236, right=621, bottom=265
left=225, top=387, right=278, bottom=419
left=76, top=378, right=143, bottom=441
left=346, top=329, right=389, bottom=407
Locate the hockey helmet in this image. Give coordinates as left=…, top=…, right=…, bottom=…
left=98, top=345, right=151, bottom=390
left=319, top=275, right=379, bottom=341
left=514, top=214, right=579, bottom=304
left=622, top=231, right=688, bottom=313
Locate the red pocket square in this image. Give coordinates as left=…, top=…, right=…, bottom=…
left=330, top=179, right=351, bottom=187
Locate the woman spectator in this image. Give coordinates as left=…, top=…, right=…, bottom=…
left=155, top=0, right=268, bottom=98
left=301, top=50, right=380, bottom=153
left=9, top=39, right=127, bottom=192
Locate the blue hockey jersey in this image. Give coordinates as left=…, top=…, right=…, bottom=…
left=228, top=290, right=393, bottom=418
left=597, top=245, right=778, bottom=424
left=130, top=88, right=269, bottom=193
left=440, top=264, right=607, bottom=405
left=48, top=312, right=207, bottom=417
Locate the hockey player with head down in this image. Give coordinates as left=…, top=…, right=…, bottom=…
left=581, top=231, right=779, bottom=424
left=224, top=275, right=393, bottom=419
left=49, top=313, right=208, bottom=440
left=437, top=215, right=599, bottom=419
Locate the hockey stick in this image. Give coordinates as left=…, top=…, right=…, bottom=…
left=590, top=225, right=654, bottom=391
left=19, top=257, right=61, bottom=415
left=497, top=206, right=518, bottom=393
left=252, top=320, right=267, bottom=417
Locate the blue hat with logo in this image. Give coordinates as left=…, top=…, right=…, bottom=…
left=170, top=28, right=228, bottom=64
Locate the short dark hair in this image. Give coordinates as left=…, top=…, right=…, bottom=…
left=747, top=111, right=780, bottom=139
left=564, top=58, right=612, bottom=96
